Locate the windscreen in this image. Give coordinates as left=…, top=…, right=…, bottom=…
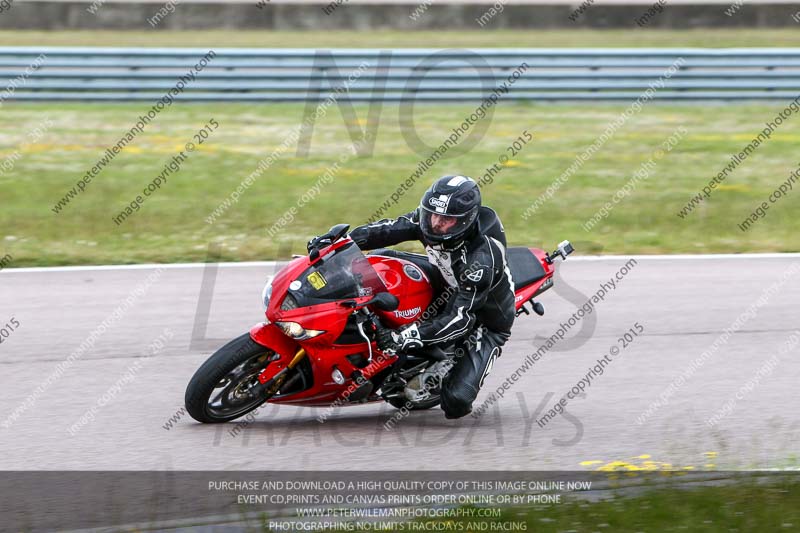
left=288, top=241, right=386, bottom=303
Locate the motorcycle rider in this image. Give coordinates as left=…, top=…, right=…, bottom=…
left=342, top=175, right=515, bottom=419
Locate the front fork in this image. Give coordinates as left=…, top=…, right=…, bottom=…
left=255, top=347, right=307, bottom=397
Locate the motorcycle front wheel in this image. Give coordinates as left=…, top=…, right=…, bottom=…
left=185, top=333, right=280, bottom=423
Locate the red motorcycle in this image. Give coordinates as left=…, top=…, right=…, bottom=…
left=185, top=224, right=573, bottom=423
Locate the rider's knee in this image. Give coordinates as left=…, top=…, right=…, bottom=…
left=441, top=380, right=478, bottom=418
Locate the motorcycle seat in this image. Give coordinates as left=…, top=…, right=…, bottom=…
left=507, top=247, right=547, bottom=288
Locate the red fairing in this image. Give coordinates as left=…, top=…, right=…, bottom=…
left=246, top=238, right=401, bottom=406
left=513, top=247, right=555, bottom=311
left=530, top=247, right=555, bottom=277
left=269, top=345, right=396, bottom=406
left=250, top=322, right=302, bottom=387
left=368, top=255, right=434, bottom=328
left=204, top=237, right=564, bottom=411
left=250, top=322, right=299, bottom=358
left=267, top=256, right=309, bottom=319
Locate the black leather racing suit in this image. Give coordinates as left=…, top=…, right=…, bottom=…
left=349, top=206, right=515, bottom=418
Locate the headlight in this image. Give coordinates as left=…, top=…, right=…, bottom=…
left=261, top=282, right=273, bottom=311
left=281, top=293, right=299, bottom=311
left=276, top=321, right=325, bottom=340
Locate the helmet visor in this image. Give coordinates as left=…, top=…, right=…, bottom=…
left=419, top=205, right=478, bottom=242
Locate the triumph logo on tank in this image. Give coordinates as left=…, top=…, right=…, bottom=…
left=394, top=306, right=421, bottom=319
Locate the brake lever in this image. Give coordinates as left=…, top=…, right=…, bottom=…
left=361, top=309, right=398, bottom=357
left=355, top=317, right=374, bottom=364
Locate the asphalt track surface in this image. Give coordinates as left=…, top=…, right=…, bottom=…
left=1, top=254, right=799, bottom=472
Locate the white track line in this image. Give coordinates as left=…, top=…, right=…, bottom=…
left=2, top=253, right=800, bottom=274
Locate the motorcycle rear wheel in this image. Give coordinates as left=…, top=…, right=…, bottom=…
left=185, top=333, right=279, bottom=423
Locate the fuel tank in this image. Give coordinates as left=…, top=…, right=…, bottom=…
left=367, top=255, right=434, bottom=328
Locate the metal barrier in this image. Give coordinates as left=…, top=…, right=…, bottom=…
left=3, top=47, right=800, bottom=101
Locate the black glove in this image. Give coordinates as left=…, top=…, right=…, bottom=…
left=376, top=326, right=396, bottom=353
left=377, top=324, right=423, bottom=353
left=307, top=234, right=333, bottom=254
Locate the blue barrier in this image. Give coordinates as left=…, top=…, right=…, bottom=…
left=2, top=47, right=800, bottom=101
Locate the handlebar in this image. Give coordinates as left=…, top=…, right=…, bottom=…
left=369, top=312, right=389, bottom=336
left=354, top=307, right=397, bottom=358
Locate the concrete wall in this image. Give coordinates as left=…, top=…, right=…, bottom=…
left=2, top=2, right=800, bottom=30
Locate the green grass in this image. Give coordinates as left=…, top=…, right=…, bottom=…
left=3, top=29, right=800, bottom=48
left=501, top=480, right=800, bottom=532
left=1, top=101, right=799, bottom=266
left=311, top=477, right=800, bottom=533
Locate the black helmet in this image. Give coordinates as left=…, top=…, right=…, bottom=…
left=419, top=175, right=481, bottom=250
